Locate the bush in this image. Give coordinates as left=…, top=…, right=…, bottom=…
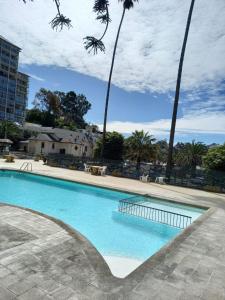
left=203, top=144, right=225, bottom=171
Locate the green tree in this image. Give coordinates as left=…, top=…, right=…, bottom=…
left=34, top=88, right=61, bottom=116
left=203, top=144, right=225, bottom=171
left=59, top=92, right=91, bottom=128
left=26, top=108, right=56, bottom=127
left=166, top=0, right=196, bottom=180
left=155, top=140, right=169, bottom=163
left=0, top=121, right=22, bottom=143
left=94, top=131, right=124, bottom=160
left=27, top=89, right=91, bottom=129
left=125, top=130, right=156, bottom=170
left=174, top=140, right=207, bottom=175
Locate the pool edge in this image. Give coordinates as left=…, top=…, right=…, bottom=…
left=0, top=168, right=214, bottom=282
left=0, top=168, right=211, bottom=211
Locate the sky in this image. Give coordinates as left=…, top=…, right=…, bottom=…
left=1, top=0, right=225, bottom=144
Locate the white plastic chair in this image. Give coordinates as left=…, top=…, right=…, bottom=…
left=155, top=176, right=165, bottom=184
left=100, top=166, right=107, bottom=176
left=84, top=163, right=90, bottom=173
left=140, top=174, right=149, bottom=182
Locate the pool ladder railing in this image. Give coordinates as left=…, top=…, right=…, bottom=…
left=118, top=197, right=192, bottom=229
left=20, top=162, right=33, bottom=172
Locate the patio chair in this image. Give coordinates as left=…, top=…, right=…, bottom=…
left=155, top=176, right=165, bottom=184
left=84, top=163, right=90, bottom=173
left=140, top=174, right=149, bottom=182
left=100, top=166, right=107, bottom=176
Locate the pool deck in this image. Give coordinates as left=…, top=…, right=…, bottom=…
left=1, top=159, right=225, bottom=299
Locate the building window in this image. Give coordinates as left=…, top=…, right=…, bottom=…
left=74, top=146, right=78, bottom=151
left=41, top=142, right=45, bottom=149
left=60, top=149, right=65, bottom=154
left=52, top=143, right=55, bottom=149
left=85, top=146, right=88, bottom=152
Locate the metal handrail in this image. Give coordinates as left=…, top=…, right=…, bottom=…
left=118, top=198, right=192, bottom=229
left=20, top=162, right=32, bottom=172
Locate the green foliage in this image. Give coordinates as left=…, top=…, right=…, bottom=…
left=94, top=131, right=124, bottom=160
left=59, top=91, right=91, bottom=128
left=125, top=130, right=156, bottom=169
left=0, top=121, right=23, bottom=143
left=26, top=89, right=91, bottom=129
left=26, top=109, right=56, bottom=127
left=155, top=140, right=168, bottom=163
left=174, top=141, right=207, bottom=171
left=203, top=144, right=225, bottom=171
left=34, top=88, right=61, bottom=116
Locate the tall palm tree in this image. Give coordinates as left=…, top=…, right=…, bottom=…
left=166, top=0, right=196, bottom=180
left=125, top=130, right=156, bottom=170
left=101, top=0, right=138, bottom=158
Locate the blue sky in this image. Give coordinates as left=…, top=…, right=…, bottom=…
left=1, top=0, right=225, bottom=144
left=20, top=64, right=173, bottom=124
left=20, top=64, right=225, bottom=144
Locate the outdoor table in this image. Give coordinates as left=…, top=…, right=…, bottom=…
left=90, top=165, right=103, bottom=176
left=5, top=155, right=15, bottom=163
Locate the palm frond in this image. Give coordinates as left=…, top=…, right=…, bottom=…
left=119, top=0, right=138, bottom=10
left=97, top=13, right=111, bottom=24
left=93, top=0, right=109, bottom=14
left=50, top=14, right=72, bottom=31
left=84, top=36, right=105, bottom=54
left=50, top=0, right=72, bottom=31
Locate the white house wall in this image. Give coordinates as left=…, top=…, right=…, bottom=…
left=28, top=140, right=94, bottom=157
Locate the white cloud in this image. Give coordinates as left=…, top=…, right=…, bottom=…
left=0, top=0, right=224, bottom=93
left=98, top=112, right=225, bottom=136
left=27, top=73, right=45, bottom=82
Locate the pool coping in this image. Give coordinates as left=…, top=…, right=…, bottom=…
left=0, top=168, right=215, bottom=283
left=0, top=201, right=215, bottom=283
left=0, top=202, right=114, bottom=279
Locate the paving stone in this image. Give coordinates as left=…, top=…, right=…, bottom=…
left=0, top=223, right=35, bottom=251
left=17, top=287, right=53, bottom=300
left=8, top=278, right=37, bottom=296
left=0, top=274, right=21, bottom=288
left=0, top=264, right=12, bottom=278
left=0, top=286, right=16, bottom=300
left=50, top=286, right=76, bottom=300
left=1, top=192, right=225, bottom=299
left=38, top=279, right=62, bottom=293
left=201, top=287, right=225, bottom=300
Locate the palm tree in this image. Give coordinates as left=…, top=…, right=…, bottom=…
left=101, top=0, right=138, bottom=158
left=174, top=140, right=207, bottom=175
left=125, top=130, right=156, bottom=170
left=166, top=0, right=196, bottom=180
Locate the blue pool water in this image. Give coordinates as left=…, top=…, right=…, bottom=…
left=0, top=170, right=204, bottom=273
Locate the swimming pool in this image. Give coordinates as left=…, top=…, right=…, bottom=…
left=0, top=170, right=204, bottom=277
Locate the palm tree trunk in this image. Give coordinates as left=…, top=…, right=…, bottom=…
left=166, top=0, right=196, bottom=181
left=101, top=7, right=126, bottom=158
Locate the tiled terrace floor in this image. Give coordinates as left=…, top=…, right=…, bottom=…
left=0, top=159, right=225, bottom=299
